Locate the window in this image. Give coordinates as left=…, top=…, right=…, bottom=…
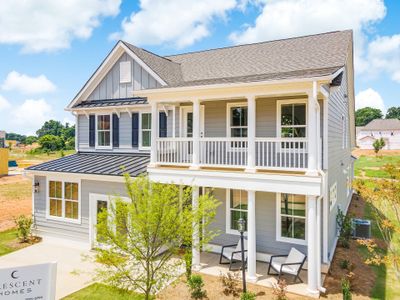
left=226, top=189, right=248, bottom=234
left=279, top=102, right=306, bottom=138
left=97, top=115, right=111, bottom=147
left=277, top=193, right=306, bottom=244
left=229, top=105, right=248, bottom=138
left=140, top=113, right=152, bottom=148
left=48, top=179, right=80, bottom=223
left=329, top=182, right=337, bottom=211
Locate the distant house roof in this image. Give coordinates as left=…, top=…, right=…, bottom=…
left=27, top=152, right=149, bottom=177
left=123, top=30, right=352, bottom=88
left=356, top=126, right=364, bottom=135
left=363, top=119, right=400, bottom=131
left=73, top=97, right=147, bottom=109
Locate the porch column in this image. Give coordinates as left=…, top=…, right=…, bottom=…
left=246, top=95, right=256, bottom=172
left=247, top=190, right=257, bottom=282
left=307, top=81, right=318, bottom=175
left=307, top=195, right=319, bottom=296
left=150, top=101, right=158, bottom=166
left=192, top=186, right=201, bottom=270
left=191, top=99, right=200, bottom=169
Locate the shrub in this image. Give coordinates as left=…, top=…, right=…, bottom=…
left=187, top=275, right=207, bottom=299
left=339, top=259, right=350, bottom=270
left=241, top=291, right=257, bottom=300
left=336, top=208, right=352, bottom=248
left=220, top=272, right=240, bottom=296
left=14, top=215, right=33, bottom=243
left=341, top=277, right=352, bottom=300
left=272, top=279, right=288, bottom=300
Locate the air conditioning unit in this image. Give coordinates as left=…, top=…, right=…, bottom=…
left=352, top=218, right=371, bottom=239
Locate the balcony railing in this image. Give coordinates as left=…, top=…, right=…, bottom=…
left=155, top=137, right=308, bottom=171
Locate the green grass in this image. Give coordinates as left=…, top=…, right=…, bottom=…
left=9, top=149, right=75, bottom=163
left=62, top=283, right=145, bottom=300
left=354, top=155, right=400, bottom=179
left=0, top=229, right=20, bottom=256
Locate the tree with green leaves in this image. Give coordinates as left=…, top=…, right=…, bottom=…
left=385, top=106, right=400, bottom=120
left=25, top=136, right=38, bottom=145
left=355, top=107, right=383, bottom=126
left=372, top=138, right=385, bottom=156
left=95, top=175, right=219, bottom=300
left=38, top=134, right=64, bottom=151
left=36, top=120, right=64, bottom=138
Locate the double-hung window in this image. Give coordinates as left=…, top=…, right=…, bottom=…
left=226, top=189, right=248, bottom=234
left=48, top=179, right=80, bottom=223
left=140, top=112, right=152, bottom=149
left=97, top=115, right=111, bottom=147
left=279, top=101, right=306, bottom=138
left=228, top=103, right=247, bottom=149
left=277, top=193, right=306, bottom=244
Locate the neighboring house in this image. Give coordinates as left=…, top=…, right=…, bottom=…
left=357, top=119, right=400, bottom=150
left=0, top=131, right=6, bottom=148
left=26, top=30, right=355, bottom=297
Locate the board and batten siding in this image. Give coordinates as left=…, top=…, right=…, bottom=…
left=33, top=176, right=128, bottom=243
left=209, top=188, right=307, bottom=256
left=87, top=53, right=161, bottom=101
left=327, top=66, right=354, bottom=259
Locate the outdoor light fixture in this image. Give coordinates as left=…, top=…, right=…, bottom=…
left=33, top=182, right=40, bottom=193
left=237, top=218, right=247, bottom=293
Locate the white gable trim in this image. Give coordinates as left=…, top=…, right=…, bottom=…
left=67, top=41, right=167, bottom=110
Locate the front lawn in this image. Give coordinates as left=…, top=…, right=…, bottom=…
left=0, top=228, right=38, bottom=256
left=354, top=154, right=400, bottom=179
left=62, top=283, right=145, bottom=300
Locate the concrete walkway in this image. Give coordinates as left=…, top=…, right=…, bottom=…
left=0, top=239, right=97, bottom=299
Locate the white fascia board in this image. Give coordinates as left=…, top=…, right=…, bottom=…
left=147, top=168, right=322, bottom=196
left=25, top=170, right=125, bottom=183
left=134, top=69, right=344, bottom=97
left=69, top=104, right=151, bottom=113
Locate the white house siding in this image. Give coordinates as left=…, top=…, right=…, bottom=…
left=87, top=53, right=161, bottom=101
left=33, top=176, right=128, bottom=244
left=327, top=66, right=354, bottom=259
left=357, top=130, right=400, bottom=150
left=209, top=188, right=307, bottom=256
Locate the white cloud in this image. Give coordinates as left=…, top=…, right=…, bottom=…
left=111, top=0, right=237, bottom=48
left=63, top=116, right=76, bottom=127
left=229, top=0, right=386, bottom=74
left=365, top=34, right=400, bottom=83
left=2, top=71, right=56, bottom=95
left=0, top=95, right=11, bottom=111
left=11, top=99, right=54, bottom=135
left=355, top=88, right=385, bottom=113
left=0, top=0, right=121, bottom=53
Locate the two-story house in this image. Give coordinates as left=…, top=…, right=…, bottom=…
left=27, top=30, right=355, bottom=297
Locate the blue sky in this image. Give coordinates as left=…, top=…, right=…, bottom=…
left=0, top=0, right=399, bottom=135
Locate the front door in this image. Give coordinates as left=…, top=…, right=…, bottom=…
left=181, top=106, right=205, bottom=138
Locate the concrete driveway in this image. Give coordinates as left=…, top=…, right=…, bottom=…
left=0, top=239, right=97, bottom=299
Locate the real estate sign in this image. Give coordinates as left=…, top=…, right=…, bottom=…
left=0, top=262, right=57, bottom=300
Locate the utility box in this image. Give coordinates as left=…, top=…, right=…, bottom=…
left=352, top=218, right=371, bottom=239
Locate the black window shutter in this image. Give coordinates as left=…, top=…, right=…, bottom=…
left=89, top=115, right=95, bottom=147
left=112, top=114, right=119, bottom=147
left=132, top=113, right=139, bottom=147
left=159, top=112, right=167, bottom=137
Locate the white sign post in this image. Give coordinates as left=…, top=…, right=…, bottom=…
left=0, top=262, right=57, bottom=300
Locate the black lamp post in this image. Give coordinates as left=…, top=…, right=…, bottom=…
left=237, top=218, right=247, bottom=293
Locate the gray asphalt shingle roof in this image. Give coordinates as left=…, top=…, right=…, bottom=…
left=363, top=119, right=400, bottom=131
left=27, top=152, right=149, bottom=177
left=123, top=30, right=352, bottom=88
left=73, top=97, right=147, bottom=108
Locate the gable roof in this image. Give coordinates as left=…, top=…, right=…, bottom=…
left=363, top=119, right=400, bottom=131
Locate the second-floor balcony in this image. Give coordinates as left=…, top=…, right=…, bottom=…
left=156, top=137, right=308, bottom=171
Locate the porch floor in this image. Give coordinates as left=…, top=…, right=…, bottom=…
left=199, top=251, right=325, bottom=298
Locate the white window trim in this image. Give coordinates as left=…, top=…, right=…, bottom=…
left=179, top=105, right=205, bottom=138
left=46, top=177, right=81, bottom=224
left=139, top=110, right=152, bottom=150
left=276, top=99, right=308, bottom=139
left=225, top=189, right=248, bottom=236
left=226, top=102, right=248, bottom=138
left=275, top=193, right=307, bottom=246
left=95, top=113, right=113, bottom=150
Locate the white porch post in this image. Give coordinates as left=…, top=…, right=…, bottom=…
left=150, top=101, right=158, bottom=166
left=307, top=195, right=319, bottom=296
left=191, top=99, right=200, bottom=169
left=192, top=186, right=201, bottom=270
left=307, top=81, right=318, bottom=175
left=246, top=95, right=256, bottom=172
left=247, top=190, right=257, bottom=282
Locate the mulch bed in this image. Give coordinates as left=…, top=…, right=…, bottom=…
left=322, top=195, right=376, bottom=299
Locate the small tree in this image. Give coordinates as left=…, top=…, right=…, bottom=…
left=14, top=215, right=33, bottom=243
left=372, top=138, right=385, bottom=156
left=353, top=163, right=400, bottom=279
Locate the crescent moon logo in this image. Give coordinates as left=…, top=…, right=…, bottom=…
left=11, top=271, right=18, bottom=279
